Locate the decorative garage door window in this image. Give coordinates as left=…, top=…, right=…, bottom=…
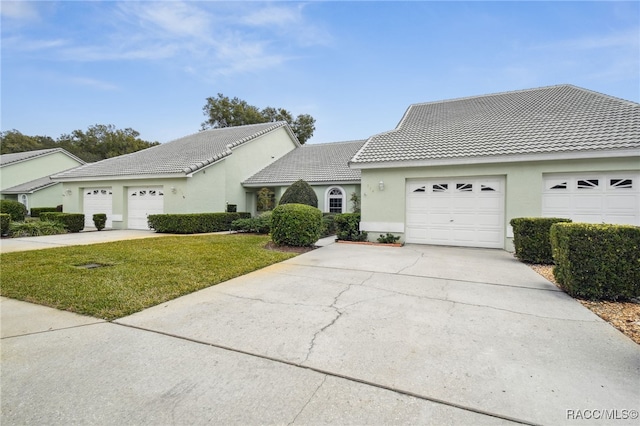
left=86, top=189, right=112, bottom=196
left=130, top=189, right=164, bottom=197
left=577, top=179, right=599, bottom=189
left=456, top=183, right=473, bottom=192
left=610, top=179, right=633, bottom=189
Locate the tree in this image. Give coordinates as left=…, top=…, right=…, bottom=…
left=57, top=124, right=160, bottom=163
left=201, top=93, right=316, bottom=144
left=1, top=125, right=159, bottom=162
left=0, top=130, right=56, bottom=154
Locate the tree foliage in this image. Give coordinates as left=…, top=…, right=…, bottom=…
left=201, top=93, right=316, bottom=144
left=0, top=125, right=159, bottom=163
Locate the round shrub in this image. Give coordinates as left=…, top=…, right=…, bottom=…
left=279, top=179, right=318, bottom=208
left=271, top=203, right=322, bottom=247
left=0, top=213, right=10, bottom=236
left=0, top=199, right=27, bottom=222
left=93, top=213, right=107, bottom=231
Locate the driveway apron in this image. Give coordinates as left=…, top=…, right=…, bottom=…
left=114, top=243, right=640, bottom=425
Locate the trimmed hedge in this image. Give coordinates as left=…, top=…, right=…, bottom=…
left=271, top=203, right=322, bottom=247
left=334, top=213, right=368, bottom=242
left=231, top=212, right=272, bottom=234
left=0, top=199, right=27, bottom=222
left=30, top=207, right=58, bottom=218
left=510, top=217, right=572, bottom=264
left=279, top=179, right=318, bottom=208
left=550, top=223, right=640, bottom=300
left=8, top=221, right=67, bottom=237
left=39, top=212, right=85, bottom=233
left=147, top=212, right=251, bottom=234
left=0, top=213, right=10, bottom=236
left=93, top=213, right=107, bottom=231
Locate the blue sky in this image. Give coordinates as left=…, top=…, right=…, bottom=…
left=2, top=1, right=638, bottom=145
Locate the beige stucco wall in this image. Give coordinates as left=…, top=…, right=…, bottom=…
left=359, top=156, right=640, bottom=251
left=1, top=152, right=83, bottom=190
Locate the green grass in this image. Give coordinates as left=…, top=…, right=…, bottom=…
left=0, top=234, right=295, bottom=320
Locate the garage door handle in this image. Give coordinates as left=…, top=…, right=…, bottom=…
left=449, top=219, right=454, bottom=222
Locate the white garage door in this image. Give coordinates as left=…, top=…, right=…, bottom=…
left=83, top=188, right=113, bottom=228
left=406, top=177, right=505, bottom=248
left=128, top=187, right=164, bottom=230
left=542, top=173, right=640, bottom=225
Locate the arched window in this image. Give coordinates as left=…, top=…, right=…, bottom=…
left=325, top=186, right=345, bottom=213
left=19, top=194, right=29, bottom=212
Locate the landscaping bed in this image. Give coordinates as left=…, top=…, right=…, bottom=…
left=530, top=264, right=640, bottom=345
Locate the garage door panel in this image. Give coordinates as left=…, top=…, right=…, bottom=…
left=83, top=188, right=113, bottom=228
left=128, top=186, right=164, bottom=230
left=406, top=176, right=505, bottom=248
left=543, top=173, right=640, bottom=226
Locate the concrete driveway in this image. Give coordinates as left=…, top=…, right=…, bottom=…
left=2, top=240, right=639, bottom=425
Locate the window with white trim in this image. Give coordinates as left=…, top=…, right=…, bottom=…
left=326, top=187, right=345, bottom=213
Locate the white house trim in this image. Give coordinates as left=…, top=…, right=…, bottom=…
left=350, top=149, right=640, bottom=170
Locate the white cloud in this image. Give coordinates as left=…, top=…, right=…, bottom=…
left=0, top=1, right=40, bottom=21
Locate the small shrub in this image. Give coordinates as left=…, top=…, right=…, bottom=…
left=271, top=203, right=322, bottom=247
left=257, top=188, right=275, bottom=212
left=0, top=199, right=27, bottom=222
left=231, top=212, right=272, bottom=234
left=93, top=213, right=107, bottom=231
left=147, top=212, right=251, bottom=234
left=377, top=233, right=400, bottom=244
left=320, top=213, right=337, bottom=237
left=350, top=192, right=361, bottom=213
left=510, top=217, right=572, bottom=264
left=0, top=213, right=10, bottom=236
left=8, top=221, right=67, bottom=237
left=550, top=223, right=640, bottom=300
left=279, top=180, right=318, bottom=208
left=30, top=207, right=58, bottom=218
left=334, top=213, right=368, bottom=242
left=39, top=212, right=85, bottom=233
left=56, top=204, right=63, bottom=212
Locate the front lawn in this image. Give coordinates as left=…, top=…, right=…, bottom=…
left=0, top=234, right=295, bottom=320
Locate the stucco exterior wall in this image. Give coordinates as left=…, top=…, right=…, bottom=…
left=359, top=156, right=640, bottom=251
left=1, top=152, right=83, bottom=190
left=221, top=126, right=299, bottom=212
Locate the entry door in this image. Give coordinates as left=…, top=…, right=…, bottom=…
left=406, top=177, right=505, bottom=248
left=127, top=187, right=164, bottom=230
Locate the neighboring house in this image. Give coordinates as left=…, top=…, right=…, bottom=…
left=51, top=122, right=300, bottom=229
left=349, top=85, right=640, bottom=250
left=0, top=148, right=86, bottom=213
left=243, top=140, right=365, bottom=213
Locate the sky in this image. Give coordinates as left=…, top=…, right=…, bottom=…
left=1, top=1, right=639, bottom=145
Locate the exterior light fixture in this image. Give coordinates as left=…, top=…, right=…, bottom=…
left=378, top=181, right=385, bottom=191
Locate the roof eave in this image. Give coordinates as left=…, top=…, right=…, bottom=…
left=242, top=179, right=361, bottom=188
left=51, top=173, right=190, bottom=182
left=349, top=148, right=640, bottom=170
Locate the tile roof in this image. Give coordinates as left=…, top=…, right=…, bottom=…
left=52, top=122, right=295, bottom=179
left=0, top=148, right=84, bottom=167
left=244, top=140, right=366, bottom=186
left=1, top=175, right=59, bottom=194
left=350, top=85, right=640, bottom=166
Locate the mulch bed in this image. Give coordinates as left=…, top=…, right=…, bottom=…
left=529, top=264, right=640, bottom=345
